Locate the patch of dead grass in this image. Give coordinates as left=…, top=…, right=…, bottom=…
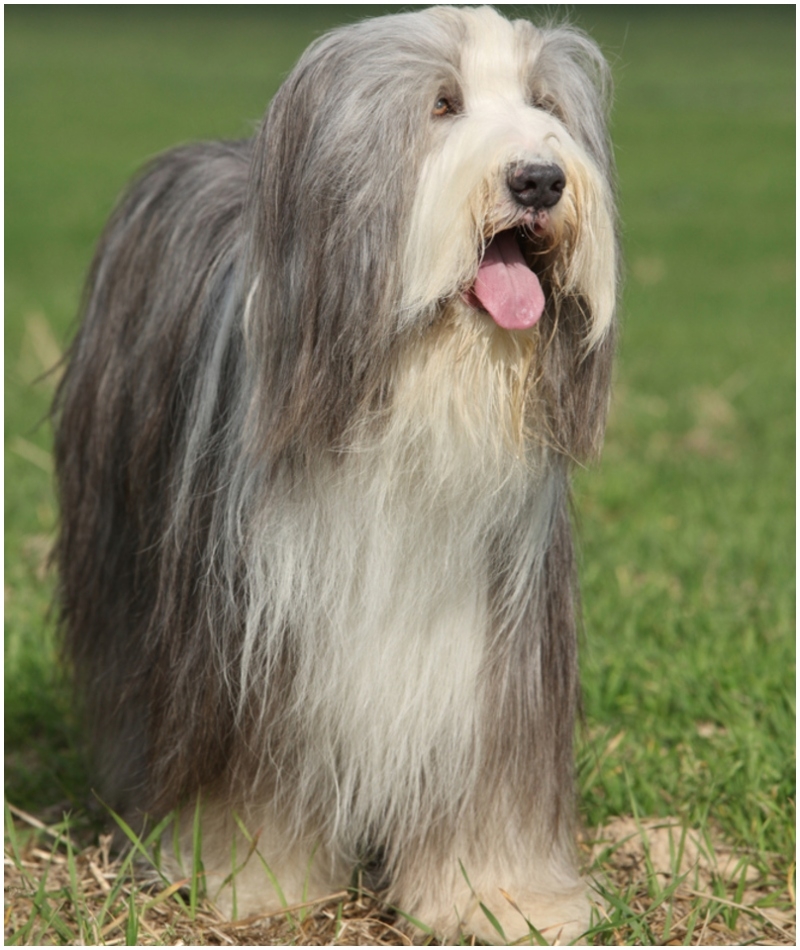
left=4, top=805, right=795, bottom=946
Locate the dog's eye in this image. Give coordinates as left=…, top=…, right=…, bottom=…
left=532, top=93, right=564, bottom=121
left=432, top=96, right=455, bottom=117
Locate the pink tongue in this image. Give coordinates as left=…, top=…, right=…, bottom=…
left=468, top=231, right=545, bottom=330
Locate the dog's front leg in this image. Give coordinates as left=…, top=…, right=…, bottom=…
left=388, top=821, right=592, bottom=946
left=163, top=798, right=350, bottom=921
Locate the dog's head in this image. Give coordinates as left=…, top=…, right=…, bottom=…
left=245, top=6, right=617, bottom=462
left=400, top=6, right=616, bottom=352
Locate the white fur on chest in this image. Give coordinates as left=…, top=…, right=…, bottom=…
left=240, top=306, right=557, bottom=847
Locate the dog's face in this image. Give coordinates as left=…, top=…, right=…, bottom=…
left=246, top=5, right=617, bottom=458
left=402, top=7, right=616, bottom=349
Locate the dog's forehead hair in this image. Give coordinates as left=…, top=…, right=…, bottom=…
left=457, top=6, right=539, bottom=104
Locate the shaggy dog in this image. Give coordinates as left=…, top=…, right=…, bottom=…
left=54, top=6, right=617, bottom=943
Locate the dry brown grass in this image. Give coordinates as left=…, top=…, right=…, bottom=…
left=4, top=804, right=795, bottom=946
left=584, top=816, right=795, bottom=946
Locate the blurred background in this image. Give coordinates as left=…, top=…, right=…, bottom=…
left=5, top=2, right=794, bottom=875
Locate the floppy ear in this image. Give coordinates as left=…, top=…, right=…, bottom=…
left=532, top=24, right=615, bottom=176
left=538, top=305, right=617, bottom=462
left=530, top=25, right=619, bottom=462
left=242, top=26, right=440, bottom=461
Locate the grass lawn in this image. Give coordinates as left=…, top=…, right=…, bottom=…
left=5, top=4, right=795, bottom=945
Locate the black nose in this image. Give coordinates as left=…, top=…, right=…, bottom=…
left=507, top=162, right=566, bottom=210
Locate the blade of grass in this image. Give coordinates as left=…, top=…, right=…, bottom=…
left=32, top=889, right=76, bottom=943
left=6, top=800, right=79, bottom=851
left=498, top=888, right=549, bottom=946
left=189, top=793, right=205, bottom=917
left=299, top=839, right=320, bottom=923
left=333, top=897, right=344, bottom=941
left=125, top=890, right=139, bottom=945
left=231, top=812, right=289, bottom=910
left=63, top=820, right=94, bottom=945
left=389, top=904, right=436, bottom=936
left=97, top=807, right=187, bottom=926
left=229, top=825, right=238, bottom=920
left=458, top=858, right=509, bottom=943
left=4, top=798, right=31, bottom=886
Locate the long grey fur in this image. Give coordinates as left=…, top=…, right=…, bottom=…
left=53, top=6, right=617, bottom=941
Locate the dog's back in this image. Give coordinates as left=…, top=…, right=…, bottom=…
left=54, top=140, right=251, bottom=807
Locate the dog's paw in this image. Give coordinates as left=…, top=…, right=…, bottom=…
left=404, top=883, right=592, bottom=946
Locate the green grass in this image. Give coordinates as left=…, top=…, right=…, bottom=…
left=5, top=3, right=795, bottom=938
left=568, top=6, right=795, bottom=864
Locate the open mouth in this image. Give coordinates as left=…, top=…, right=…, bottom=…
left=464, top=220, right=549, bottom=331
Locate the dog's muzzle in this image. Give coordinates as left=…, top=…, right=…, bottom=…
left=507, top=162, right=566, bottom=210
left=464, top=166, right=566, bottom=332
